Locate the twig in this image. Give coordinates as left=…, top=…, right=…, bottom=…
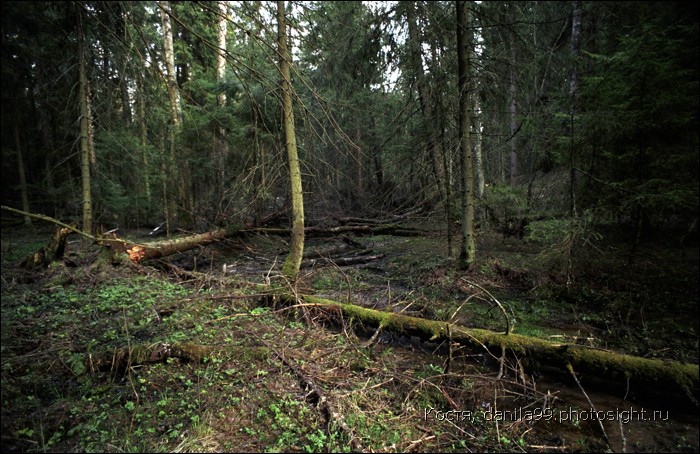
left=566, top=362, right=610, bottom=447
left=619, top=417, right=627, bottom=453
left=253, top=333, right=363, bottom=451
left=461, top=278, right=512, bottom=334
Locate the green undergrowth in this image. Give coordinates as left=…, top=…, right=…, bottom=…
left=1, top=226, right=698, bottom=452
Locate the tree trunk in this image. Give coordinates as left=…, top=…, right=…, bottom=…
left=79, top=13, right=94, bottom=235
left=159, top=1, right=182, bottom=127
left=138, top=226, right=240, bottom=261
left=508, top=11, right=518, bottom=188
left=277, top=0, right=305, bottom=280
left=19, top=225, right=73, bottom=269
left=130, top=224, right=426, bottom=263
left=136, top=71, right=151, bottom=216
left=14, top=115, right=31, bottom=226
left=158, top=126, right=171, bottom=235
left=275, top=293, right=699, bottom=402
left=457, top=0, right=476, bottom=270
left=473, top=96, right=485, bottom=199
left=567, top=1, right=582, bottom=285
left=216, top=0, right=229, bottom=205
left=160, top=1, right=184, bottom=231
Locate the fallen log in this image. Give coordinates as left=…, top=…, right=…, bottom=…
left=1, top=207, right=425, bottom=265
left=137, top=226, right=241, bottom=261
left=270, top=292, right=699, bottom=404
left=83, top=342, right=269, bottom=374
left=244, top=224, right=427, bottom=237
left=302, top=253, right=385, bottom=268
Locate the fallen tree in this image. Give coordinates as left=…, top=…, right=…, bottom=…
left=269, top=291, right=698, bottom=404
left=130, top=225, right=418, bottom=263
left=84, top=286, right=698, bottom=406
left=6, top=205, right=696, bottom=404
left=1, top=206, right=425, bottom=265
left=83, top=342, right=269, bottom=374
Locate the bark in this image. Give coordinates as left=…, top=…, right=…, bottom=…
left=216, top=0, right=228, bottom=203
left=154, top=225, right=422, bottom=264
left=473, top=96, right=485, bottom=199
left=136, top=71, right=151, bottom=210
left=160, top=1, right=184, bottom=231
left=457, top=1, right=476, bottom=270
left=138, top=226, right=240, bottom=261
left=407, top=2, right=445, bottom=205
left=567, top=1, right=583, bottom=285
left=158, top=126, right=171, bottom=235
left=277, top=0, right=305, bottom=280
left=252, top=224, right=427, bottom=237
left=274, top=293, right=699, bottom=402
left=159, top=1, right=182, bottom=127
left=79, top=14, right=94, bottom=235
left=508, top=3, right=519, bottom=188
left=135, top=224, right=423, bottom=262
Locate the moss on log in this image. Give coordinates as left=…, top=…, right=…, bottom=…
left=84, top=342, right=268, bottom=374
left=289, top=294, right=698, bottom=401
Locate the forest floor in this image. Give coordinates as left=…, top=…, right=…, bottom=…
left=1, top=218, right=698, bottom=453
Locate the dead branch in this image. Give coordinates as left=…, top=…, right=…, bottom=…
left=254, top=334, right=364, bottom=451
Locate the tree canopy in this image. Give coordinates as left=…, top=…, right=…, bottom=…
left=1, top=1, right=697, bottom=244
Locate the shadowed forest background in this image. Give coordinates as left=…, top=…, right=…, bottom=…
left=1, top=1, right=698, bottom=452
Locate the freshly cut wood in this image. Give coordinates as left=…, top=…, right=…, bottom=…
left=138, top=226, right=239, bottom=261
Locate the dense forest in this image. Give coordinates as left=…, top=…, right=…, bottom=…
left=1, top=1, right=698, bottom=452
left=2, top=0, right=697, bottom=248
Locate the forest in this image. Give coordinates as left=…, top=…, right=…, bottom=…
left=1, top=1, right=698, bottom=452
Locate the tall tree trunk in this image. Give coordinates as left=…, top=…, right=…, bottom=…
left=277, top=0, right=305, bottom=280
left=79, top=14, right=93, bottom=235
left=136, top=71, right=151, bottom=218
left=160, top=1, right=182, bottom=233
left=158, top=126, right=170, bottom=235
left=160, top=1, right=182, bottom=127
left=457, top=0, right=476, bottom=270
left=216, top=0, right=229, bottom=206
left=473, top=94, right=485, bottom=199
left=567, top=0, right=582, bottom=285
left=14, top=115, right=32, bottom=226
left=508, top=3, right=519, bottom=188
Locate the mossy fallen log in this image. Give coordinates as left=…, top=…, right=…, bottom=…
left=277, top=293, right=698, bottom=403
left=83, top=342, right=268, bottom=374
